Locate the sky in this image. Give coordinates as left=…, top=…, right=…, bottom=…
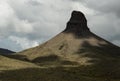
left=0, top=0, right=120, bottom=52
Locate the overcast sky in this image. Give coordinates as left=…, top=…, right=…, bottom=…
left=0, top=0, right=120, bottom=52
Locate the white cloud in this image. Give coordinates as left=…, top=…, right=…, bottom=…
left=0, top=0, right=14, bottom=27
left=71, top=2, right=95, bottom=15
left=14, top=19, right=34, bottom=33
left=0, top=0, right=34, bottom=37
left=9, top=36, right=39, bottom=50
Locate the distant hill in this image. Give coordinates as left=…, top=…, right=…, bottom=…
left=0, top=11, right=120, bottom=81
left=0, top=48, right=15, bottom=55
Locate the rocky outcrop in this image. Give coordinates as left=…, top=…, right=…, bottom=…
left=64, top=11, right=90, bottom=36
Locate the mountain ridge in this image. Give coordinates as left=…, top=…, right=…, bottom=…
left=0, top=48, right=15, bottom=55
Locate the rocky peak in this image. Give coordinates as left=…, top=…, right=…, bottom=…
left=64, top=11, right=90, bottom=35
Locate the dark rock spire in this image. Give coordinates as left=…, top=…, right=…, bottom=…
left=64, top=11, right=90, bottom=35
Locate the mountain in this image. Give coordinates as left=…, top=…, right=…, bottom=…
left=0, top=48, right=15, bottom=55
left=0, top=11, right=120, bottom=81
left=17, top=11, right=120, bottom=66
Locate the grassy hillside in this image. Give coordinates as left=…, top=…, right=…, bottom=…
left=0, top=43, right=120, bottom=81
left=0, top=55, right=38, bottom=70
left=0, top=34, right=120, bottom=81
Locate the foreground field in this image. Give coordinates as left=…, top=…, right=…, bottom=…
left=0, top=65, right=120, bottom=81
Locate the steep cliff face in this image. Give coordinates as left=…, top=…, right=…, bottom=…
left=64, top=11, right=90, bottom=35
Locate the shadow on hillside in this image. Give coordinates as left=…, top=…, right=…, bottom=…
left=2, top=54, right=79, bottom=66
left=76, top=40, right=120, bottom=67
left=32, top=55, right=59, bottom=63
left=82, top=41, right=120, bottom=56
left=2, top=54, right=29, bottom=61
left=32, top=55, right=79, bottom=66
left=76, top=40, right=120, bottom=60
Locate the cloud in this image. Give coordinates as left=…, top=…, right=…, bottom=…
left=0, top=0, right=73, bottom=51
left=9, top=36, right=39, bottom=50
left=27, top=0, right=42, bottom=6
left=82, top=0, right=120, bottom=17
left=0, top=0, right=120, bottom=51
left=0, top=0, right=34, bottom=36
